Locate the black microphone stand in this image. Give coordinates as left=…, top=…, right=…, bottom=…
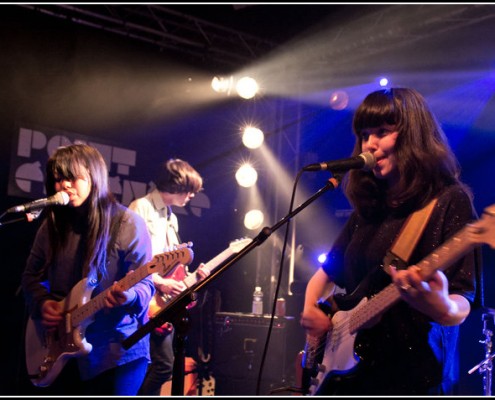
left=171, top=305, right=190, bottom=395
left=122, top=175, right=342, bottom=395
left=0, top=209, right=42, bottom=226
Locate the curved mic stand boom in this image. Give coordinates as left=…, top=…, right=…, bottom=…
left=122, top=176, right=341, bottom=395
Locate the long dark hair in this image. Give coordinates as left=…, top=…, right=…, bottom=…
left=45, top=143, right=116, bottom=278
left=343, top=87, right=468, bottom=218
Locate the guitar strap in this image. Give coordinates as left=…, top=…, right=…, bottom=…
left=93, top=204, right=126, bottom=283
left=383, top=197, right=438, bottom=272
left=110, top=206, right=125, bottom=248
left=169, top=221, right=182, bottom=245
left=81, top=203, right=126, bottom=284
left=332, top=197, right=439, bottom=311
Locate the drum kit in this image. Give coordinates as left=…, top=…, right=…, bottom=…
left=469, top=307, right=495, bottom=396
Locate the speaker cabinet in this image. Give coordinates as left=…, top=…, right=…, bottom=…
left=212, top=312, right=300, bottom=396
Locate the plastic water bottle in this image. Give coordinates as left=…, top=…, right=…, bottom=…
left=252, top=286, right=263, bottom=315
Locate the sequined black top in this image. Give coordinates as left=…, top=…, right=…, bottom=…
left=321, top=184, right=482, bottom=395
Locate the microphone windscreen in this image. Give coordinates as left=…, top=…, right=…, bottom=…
left=54, top=191, right=70, bottom=205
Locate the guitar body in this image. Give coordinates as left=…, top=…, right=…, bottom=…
left=309, top=300, right=366, bottom=395
left=300, top=287, right=337, bottom=394
left=25, top=246, right=194, bottom=387
left=25, top=278, right=94, bottom=387
left=148, top=264, right=188, bottom=318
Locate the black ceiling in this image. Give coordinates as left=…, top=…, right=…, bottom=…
left=16, top=3, right=389, bottom=71
left=9, top=3, right=495, bottom=100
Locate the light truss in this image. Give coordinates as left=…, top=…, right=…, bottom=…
left=17, top=3, right=495, bottom=75
left=18, top=4, right=278, bottom=71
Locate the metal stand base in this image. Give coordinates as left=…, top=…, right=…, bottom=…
left=468, top=309, right=495, bottom=396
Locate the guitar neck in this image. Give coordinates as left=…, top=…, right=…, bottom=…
left=71, top=266, right=151, bottom=327
left=71, top=248, right=192, bottom=327
left=182, top=247, right=235, bottom=289
left=349, top=226, right=476, bottom=334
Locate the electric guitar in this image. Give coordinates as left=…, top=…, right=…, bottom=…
left=25, top=246, right=194, bottom=388
left=148, top=238, right=253, bottom=320
left=302, top=204, right=495, bottom=396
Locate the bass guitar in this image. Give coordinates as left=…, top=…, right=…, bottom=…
left=302, top=204, right=495, bottom=395
left=25, top=245, right=194, bottom=387
left=148, top=238, right=252, bottom=320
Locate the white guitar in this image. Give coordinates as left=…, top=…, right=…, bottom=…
left=303, top=204, right=495, bottom=396
left=148, top=237, right=252, bottom=320
left=25, top=246, right=194, bottom=387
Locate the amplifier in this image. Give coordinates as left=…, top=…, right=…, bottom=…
left=212, top=312, right=300, bottom=395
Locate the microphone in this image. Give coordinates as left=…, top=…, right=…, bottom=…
left=303, top=152, right=376, bottom=172
left=7, top=191, right=70, bottom=213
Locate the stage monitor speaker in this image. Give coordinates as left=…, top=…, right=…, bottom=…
left=212, top=312, right=300, bottom=396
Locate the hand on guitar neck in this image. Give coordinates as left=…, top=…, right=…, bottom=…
left=467, top=206, right=495, bottom=249
left=40, top=272, right=140, bottom=331
left=155, top=263, right=209, bottom=295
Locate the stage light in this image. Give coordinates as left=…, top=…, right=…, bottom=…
left=211, top=76, right=234, bottom=94
left=236, top=76, right=259, bottom=99
left=242, top=126, right=264, bottom=149
left=244, top=209, right=264, bottom=230
left=318, top=253, right=327, bottom=264
left=379, top=77, right=389, bottom=87
left=329, top=90, right=349, bottom=110
left=235, top=164, right=258, bottom=187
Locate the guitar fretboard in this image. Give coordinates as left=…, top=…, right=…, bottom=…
left=71, top=248, right=192, bottom=326
left=349, top=227, right=476, bottom=334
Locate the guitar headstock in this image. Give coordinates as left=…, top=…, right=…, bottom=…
left=150, top=246, right=194, bottom=276
left=229, top=237, right=253, bottom=253
left=466, top=205, right=495, bottom=249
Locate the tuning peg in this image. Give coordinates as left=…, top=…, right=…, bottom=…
left=175, top=242, right=194, bottom=250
